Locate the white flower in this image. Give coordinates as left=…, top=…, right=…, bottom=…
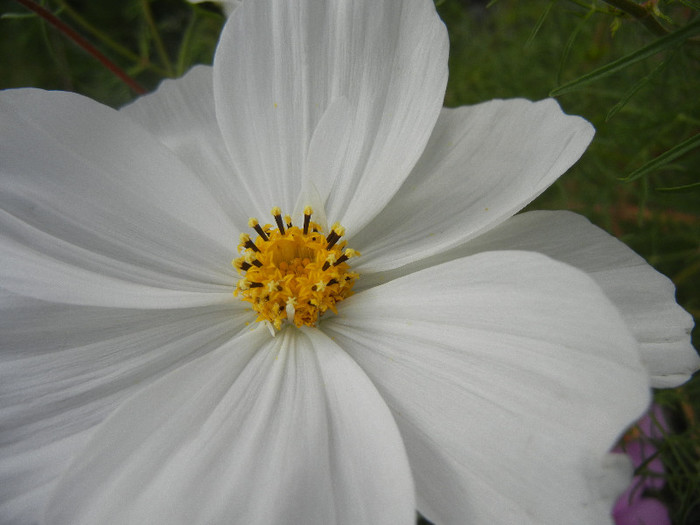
left=0, top=0, right=697, bottom=524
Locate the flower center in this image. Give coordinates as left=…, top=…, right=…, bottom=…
left=233, top=206, right=359, bottom=330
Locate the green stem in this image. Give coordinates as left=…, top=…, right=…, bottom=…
left=13, top=0, right=147, bottom=94
left=600, top=0, right=669, bottom=36
left=621, top=132, right=700, bottom=182
left=525, top=0, right=556, bottom=47
left=141, top=0, right=174, bottom=77
left=175, top=10, right=198, bottom=76
left=51, top=0, right=169, bottom=77
left=550, top=18, right=700, bottom=96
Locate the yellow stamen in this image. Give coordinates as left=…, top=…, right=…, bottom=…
left=233, top=206, right=359, bottom=330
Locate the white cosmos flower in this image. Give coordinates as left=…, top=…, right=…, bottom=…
left=1, top=0, right=697, bottom=524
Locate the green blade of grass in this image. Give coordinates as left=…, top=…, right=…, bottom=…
left=1, top=11, right=37, bottom=19
left=140, top=0, right=174, bottom=77
left=52, top=0, right=162, bottom=74
left=621, top=132, right=700, bottom=182
left=525, top=0, right=556, bottom=48
left=550, top=18, right=700, bottom=96
left=655, top=181, right=700, bottom=192
left=557, top=6, right=595, bottom=85
left=605, top=55, right=670, bottom=121
left=11, top=0, right=147, bottom=94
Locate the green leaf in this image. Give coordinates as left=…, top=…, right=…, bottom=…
left=621, top=133, right=700, bottom=182
left=550, top=18, right=700, bottom=96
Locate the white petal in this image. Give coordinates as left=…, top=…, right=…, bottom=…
left=46, top=326, right=414, bottom=525
left=0, top=290, right=248, bottom=524
left=421, top=211, right=696, bottom=388
left=352, top=99, right=594, bottom=272
left=325, top=251, right=649, bottom=525
left=295, top=96, right=352, bottom=222
left=213, top=0, right=448, bottom=231
left=1, top=234, right=234, bottom=308
left=0, top=89, right=237, bottom=307
left=121, top=66, right=251, bottom=231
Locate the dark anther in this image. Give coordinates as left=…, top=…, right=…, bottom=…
left=326, top=230, right=339, bottom=249
left=245, top=240, right=260, bottom=252
left=327, top=225, right=346, bottom=249
left=252, top=223, right=269, bottom=242
left=274, top=213, right=286, bottom=235
left=333, top=253, right=350, bottom=266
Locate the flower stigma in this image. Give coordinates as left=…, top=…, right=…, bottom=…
left=234, top=206, right=359, bottom=330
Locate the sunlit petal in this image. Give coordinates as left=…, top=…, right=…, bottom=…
left=0, top=89, right=236, bottom=307
left=326, top=251, right=649, bottom=524
left=353, top=99, right=594, bottom=272
left=214, top=0, right=448, bottom=231
left=121, top=66, right=251, bottom=230
left=367, top=210, right=696, bottom=387
left=46, top=327, right=414, bottom=525
left=0, top=290, right=247, bottom=523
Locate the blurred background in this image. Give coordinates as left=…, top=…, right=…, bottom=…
left=1, top=0, right=698, bottom=523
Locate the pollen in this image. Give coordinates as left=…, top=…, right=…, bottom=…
left=233, top=206, right=359, bottom=330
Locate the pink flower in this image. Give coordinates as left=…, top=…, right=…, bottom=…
left=613, top=405, right=671, bottom=525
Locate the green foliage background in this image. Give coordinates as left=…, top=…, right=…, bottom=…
left=1, top=0, right=698, bottom=523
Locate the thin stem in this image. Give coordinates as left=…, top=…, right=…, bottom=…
left=175, top=10, right=198, bottom=76
left=140, top=0, right=174, bottom=76
left=601, top=0, right=669, bottom=36
left=13, top=0, right=147, bottom=95
left=51, top=0, right=169, bottom=77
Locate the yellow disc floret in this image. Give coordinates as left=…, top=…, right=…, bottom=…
left=233, top=206, right=359, bottom=330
